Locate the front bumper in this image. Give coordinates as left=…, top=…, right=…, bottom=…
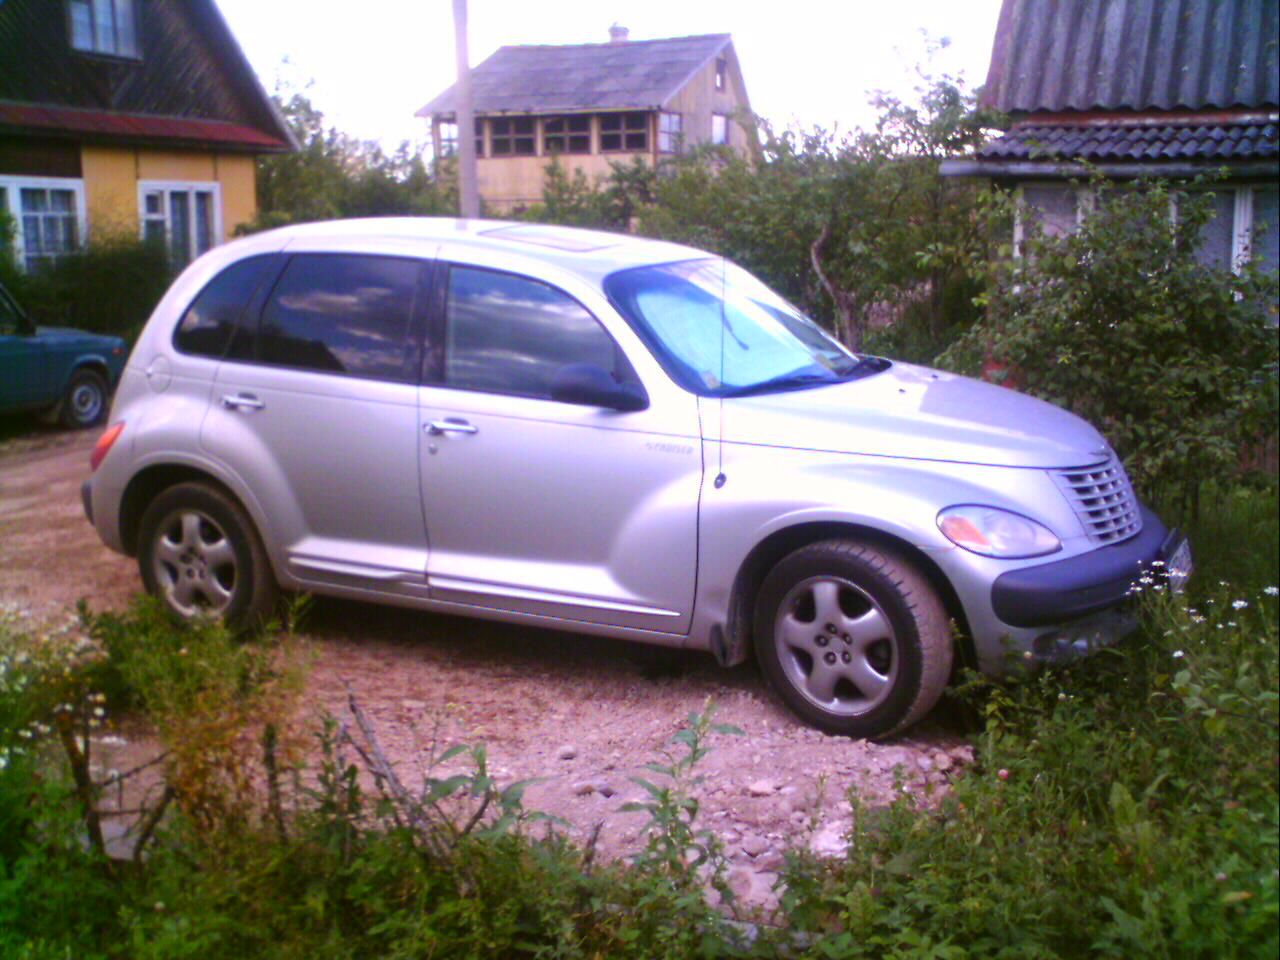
left=990, top=506, right=1177, bottom=628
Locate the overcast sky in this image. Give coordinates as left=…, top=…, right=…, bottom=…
left=213, top=0, right=1004, bottom=148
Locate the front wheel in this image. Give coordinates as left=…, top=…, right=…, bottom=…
left=754, top=539, right=953, bottom=739
left=137, top=482, right=278, bottom=627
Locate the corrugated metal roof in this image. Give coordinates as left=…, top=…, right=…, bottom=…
left=979, top=116, right=1279, bottom=160
left=417, top=34, right=732, bottom=117
left=983, top=0, right=1280, bottom=114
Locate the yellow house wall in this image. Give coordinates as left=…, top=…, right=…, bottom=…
left=78, top=145, right=259, bottom=242
left=478, top=149, right=648, bottom=212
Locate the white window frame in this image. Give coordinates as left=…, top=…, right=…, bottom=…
left=137, top=180, right=222, bottom=266
left=0, top=175, right=88, bottom=272
left=1231, top=187, right=1254, bottom=274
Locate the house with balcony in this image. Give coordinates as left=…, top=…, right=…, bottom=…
left=0, top=0, right=295, bottom=272
left=417, top=28, right=754, bottom=212
left=942, top=0, right=1278, bottom=276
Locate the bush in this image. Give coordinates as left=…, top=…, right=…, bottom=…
left=941, top=180, right=1280, bottom=507
left=0, top=232, right=171, bottom=342
left=780, top=488, right=1279, bottom=958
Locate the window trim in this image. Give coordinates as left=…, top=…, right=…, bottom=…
left=137, top=180, right=222, bottom=266
left=66, top=0, right=141, bottom=61
left=599, top=112, right=649, bottom=154
left=489, top=116, right=537, bottom=157
left=542, top=115, right=592, bottom=156
left=0, top=175, right=87, bottom=273
left=431, top=260, right=646, bottom=406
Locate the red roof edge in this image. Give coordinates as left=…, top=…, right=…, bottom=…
left=0, top=102, right=291, bottom=151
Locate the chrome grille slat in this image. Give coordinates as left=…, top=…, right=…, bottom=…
left=1053, top=455, right=1142, bottom=545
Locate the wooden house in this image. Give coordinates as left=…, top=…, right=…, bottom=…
left=0, top=0, right=295, bottom=272
left=418, top=28, right=754, bottom=212
left=941, top=0, right=1278, bottom=274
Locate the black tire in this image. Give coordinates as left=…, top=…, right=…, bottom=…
left=58, top=368, right=108, bottom=429
left=137, top=482, right=278, bottom=628
left=754, top=539, right=952, bottom=739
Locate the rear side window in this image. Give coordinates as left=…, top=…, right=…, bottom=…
left=173, top=255, right=275, bottom=358
left=443, top=265, right=623, bottom=399
left=257, top=254, right=422, bottom=383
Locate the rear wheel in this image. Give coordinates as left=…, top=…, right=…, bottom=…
left=138, top=483, right=277, bottom=627
left=754, top=539, right=952, bottom=739
left=59, top=369, right=107, bottom=429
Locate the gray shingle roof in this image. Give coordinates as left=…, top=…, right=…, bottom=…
left=979, top=118, right=1280, bottom=161
left=417, top=34, right=732, bottom=117
left=983, top=0, right=1280, bottom=114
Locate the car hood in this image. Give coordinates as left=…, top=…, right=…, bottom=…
left=719, top=361, right=1110, bottom=469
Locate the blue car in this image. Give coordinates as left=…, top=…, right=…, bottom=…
left=0, top=280, right=127, bottom=429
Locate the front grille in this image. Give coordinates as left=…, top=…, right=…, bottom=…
left=1053, top=456, right=1142, bottom=545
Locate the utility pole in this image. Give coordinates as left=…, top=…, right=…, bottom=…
left=452, top=0, right=479, bottom=219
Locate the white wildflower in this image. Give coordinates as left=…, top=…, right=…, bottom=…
left=1232, top=600, right=1248, bottom=610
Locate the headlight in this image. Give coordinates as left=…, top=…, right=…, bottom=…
left=937, top=505, right=1061, bottom=558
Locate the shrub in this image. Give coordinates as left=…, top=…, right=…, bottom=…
left=941, top=180, right=1280, bottom=507
left=0, top=231, right=171, bottom=342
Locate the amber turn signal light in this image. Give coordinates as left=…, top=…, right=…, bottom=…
left=90, top=422, right=125, bottom=472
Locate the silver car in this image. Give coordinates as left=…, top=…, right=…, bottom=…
left=82, top=219, right=1190, bottom=738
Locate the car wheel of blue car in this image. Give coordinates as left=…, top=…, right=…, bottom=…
left=59, top=369, right=107, bottom=429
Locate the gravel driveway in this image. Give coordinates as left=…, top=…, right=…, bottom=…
left=0, top=426, right=973, bottom=909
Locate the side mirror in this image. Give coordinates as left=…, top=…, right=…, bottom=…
left=549, top=363, right=648, bottom=412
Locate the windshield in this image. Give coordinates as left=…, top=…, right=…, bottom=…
left=604, top=258, right=876, bottom=397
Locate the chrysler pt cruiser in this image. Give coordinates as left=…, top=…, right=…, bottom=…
left=82, top=219, right=1190, bottom=738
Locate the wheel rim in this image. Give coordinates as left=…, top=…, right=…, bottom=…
left=151, top=509, right=238, bottom=617
left=70, top=382, right=102, bottom=423
left=773, top=576, right=899, bottom=717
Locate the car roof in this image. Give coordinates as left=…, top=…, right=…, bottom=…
left=246, top=217, right=712, bottom=283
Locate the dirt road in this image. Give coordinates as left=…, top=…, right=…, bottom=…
left=0, top=427, right=970, bottom=906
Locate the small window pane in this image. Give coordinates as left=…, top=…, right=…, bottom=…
left=113, top=0, right=137, bottom=57
left=259, top=255, right=420, bottom=382
left=711, top=115, right=728, bottom=146
left=445, top=266, right=619, bottom=400
left=20, top=189, right=48, bottom=213
left=169, top=191, right=191, bottom=265
left=92, top=0, right=114, bottom=51
left=1022, top=185, right=1077, bottom=238
left=194, top=191, right=213, bottom=256
left=69, top=0, right=93, bottom=49
left=174, top=255, right=275, bottom=358
left=1194, top=189, right=1235, bottom=270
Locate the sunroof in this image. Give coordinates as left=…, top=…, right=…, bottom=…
left=480, top=225, right=618, bottom=253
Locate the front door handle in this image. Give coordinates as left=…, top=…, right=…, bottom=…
left=425, top=418, right=478, bottom=436
left=221, top=393, right=265, bottom=411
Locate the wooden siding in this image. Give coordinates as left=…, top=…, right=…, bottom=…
left=0, top=0, right=285, bottom=145
left=0, top=137, right=82, bottom=177
left=663, top=44, right=754, bottom=157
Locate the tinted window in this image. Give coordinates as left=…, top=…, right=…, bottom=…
left=174, top=256, right=275, bottom=358
left=444, top=266, right=623, bottom=399
left=258, top=254, right=422, bottom=382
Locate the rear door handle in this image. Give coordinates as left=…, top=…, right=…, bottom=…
left=425, top=418, right=478, bottom=436
left=221, top=393, right=265, bottom=411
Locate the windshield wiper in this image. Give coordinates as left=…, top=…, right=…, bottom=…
left=721, top=371, right=840, bottom=397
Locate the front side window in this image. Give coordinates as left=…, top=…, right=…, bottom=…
left=543, top=115, right=591, bottom=154
left=605, top=259, right=872, bottom=397
left=173, top=256, right=277, bottom=359
left=600, top=112, right=648, bottom=152
left=68, top=0, right=139, bottom=58
left=257, top=254, right=422, bottom=382
left=658, top=112, right=683, bottom=154
left=490, top=117, right=536, bottom=156
left=139, top=182, right=218, bottom=268
left=443, top=265, right=626, bottom=400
